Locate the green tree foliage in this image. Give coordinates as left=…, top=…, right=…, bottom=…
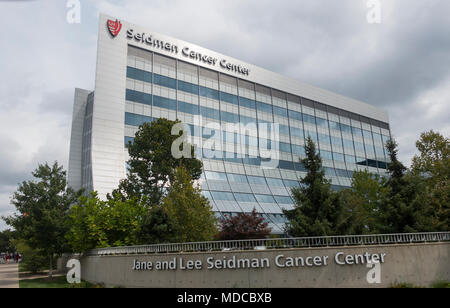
left=376, top=138, right=444, bottom=233
left=283, top=137, right=345, bottom=237
left=216, top=209, right=272, bottom=241
left=411, top=131, right=449, bottom=230
left=66, top=193, right=148, bottom=252
left=136, top=206, right=177, bottom=244
left=3, top=162, right=80, bottom=278
left=67, top=118, right=217, bottom=250
left=340, top=171, right=389, bottom=234
left=0, top=229, right=14, bottom=253
left=412, top=130, right=450, bottom=180
left=162, top=167, right=218, bottom=243
left=111, top=118, right=203, bottom=205
left=14, top=239, right=49, bottom=274
left=338, top=133, right=448, bottom=235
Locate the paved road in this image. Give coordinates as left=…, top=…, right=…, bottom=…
left=0, top=263, right=19, bottom=288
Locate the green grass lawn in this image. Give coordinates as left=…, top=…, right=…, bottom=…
left=19, top=276, right=101, bottom=288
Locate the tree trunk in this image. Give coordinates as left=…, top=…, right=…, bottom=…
left=49, top=254, right=53, bottom=279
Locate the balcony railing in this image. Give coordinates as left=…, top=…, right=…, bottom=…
left=85, top=232, right=450, bottom=256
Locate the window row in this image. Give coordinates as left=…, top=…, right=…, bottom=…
left=209, top=191, right=294, bottom=205
left=126, top=66, right=389, bottom=136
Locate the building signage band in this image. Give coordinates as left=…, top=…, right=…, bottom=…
left=106, top=19, right=250, bottom=76
left=132, top=252, right=387, bottom=271
left=125, top=29, right=250, bottom=76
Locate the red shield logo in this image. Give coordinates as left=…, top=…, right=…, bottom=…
left=107, top=19, right=122, bottom=37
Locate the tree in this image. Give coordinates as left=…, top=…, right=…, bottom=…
left=0, top=229, right=14, bottom=253
left=137, top=205, right=177, bottom=244
left=385, top=139, right=408, bottom=196
left=13, top=239, right=48, bottom=274
left=412, top=130, right=449, bottom=181
left=3, top=162, right=81, bottom=278
left=283, top=137, right=345, bottom=237
left=377, top=138, right=439, bottom=233
left=411, top=131, right=449, bottom=231
left=66, top=193, right=148, bottom=252
left=340, top=170, right=389, bottom=235
left=111, top=118, right=203, bottom=205
left=216, top=209, right=271, bottom=241
left=162, top=167, right=218, bottom=243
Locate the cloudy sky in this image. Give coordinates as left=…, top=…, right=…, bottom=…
left=0, top=0, right=449, bottom=230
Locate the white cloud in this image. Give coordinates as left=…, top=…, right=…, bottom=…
left=389, top=75, right=450, bottom=166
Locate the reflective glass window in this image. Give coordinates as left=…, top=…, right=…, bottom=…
left=357, top=157, right=368, bottom=166
left=178, top=80, right=199, bottom=95
left=125, top=112, right=152, bottom=126
left=352, top=127, right=363, bottom=137
left=127, top=66, right=152, bottom=83
left=290, top=127, right=304, bottom=138
left=316, top=117, right=328, bottom=128
left=200, top=106, right=220, bottom=120
left=221, top=111, right=240, bottom=123
left=227, top=173, right=248, bottom=183
left=279, top=125, right=290, bottom=136
left=321, top=150, right=333, bottom=161
left=199, top=86, right=220, bottom=100
left=345, top=154, right=356, bottom=164
left=257, top=102, right=273, bottom=114
left=126, top=89, right=152, bottom=105
left=273, top=106, right=288, bottom=117
left=303, top=114, right=316, bottom=125
left=305, top=131, right=318, bottom=142
left=266, top=178, right=284, bottom=187
left=247, top=176, right=266, bottom=185
left=154, top=74, right=176, bottom=89
left=367, top=159, right=378, bottom=168
left=331, top=136, right=343, bottom=147
left=340, top=123, right=352, bottom=134
left=239, top=97, right=256, bottom=109
left=220, top=92, right=239, bottom=106
left=354, top=141, right=365, bottom=152
left=283, top=179, right=300, bottom=188
left=333, top=152, right=345, bottom=162
left=211, top=191, right=235, bottom=201
left=205, top=171, right=227, bottom=181
left=318, top=133, right=331, bottom=145
left=325, top=167, right=336, bottom=176
left=294, top=162, right=306, bottom=172
left=279, top=142, right=292, bottom=153
left=292, top=145, right=305, bottom=156
left=363, top=130, right=373, bottom=141
left=240, top=115, right=257, bottom=125
left=279, top=160, right=295, bottom=170
left=234, top=193, right=257, bottom=203
left=343, top=139, right=354, bottom=149
left=329, top=121, right=341, bottom=131
left=153, top=96, right=177, bottom=111
left=242, top=156, right=261, bottom=166
left=275, top=196, right=294, bottom=204
left=289, top=110, right=303, bottom=121
left=178, top=101, right=199, bottom=115
left=255, top=194, right=276, bottom=203
left=336, top=168, right=350, bottom=177
left=378, top=161, right=388, bottom=169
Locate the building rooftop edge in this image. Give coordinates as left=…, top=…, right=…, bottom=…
left=99, top=13, right=389, bottom=124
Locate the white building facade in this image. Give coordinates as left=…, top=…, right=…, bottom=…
left=68, top=14, right=391, bottom=233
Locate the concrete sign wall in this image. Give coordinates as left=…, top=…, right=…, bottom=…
left=61, top=243, right=450, bottom=288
